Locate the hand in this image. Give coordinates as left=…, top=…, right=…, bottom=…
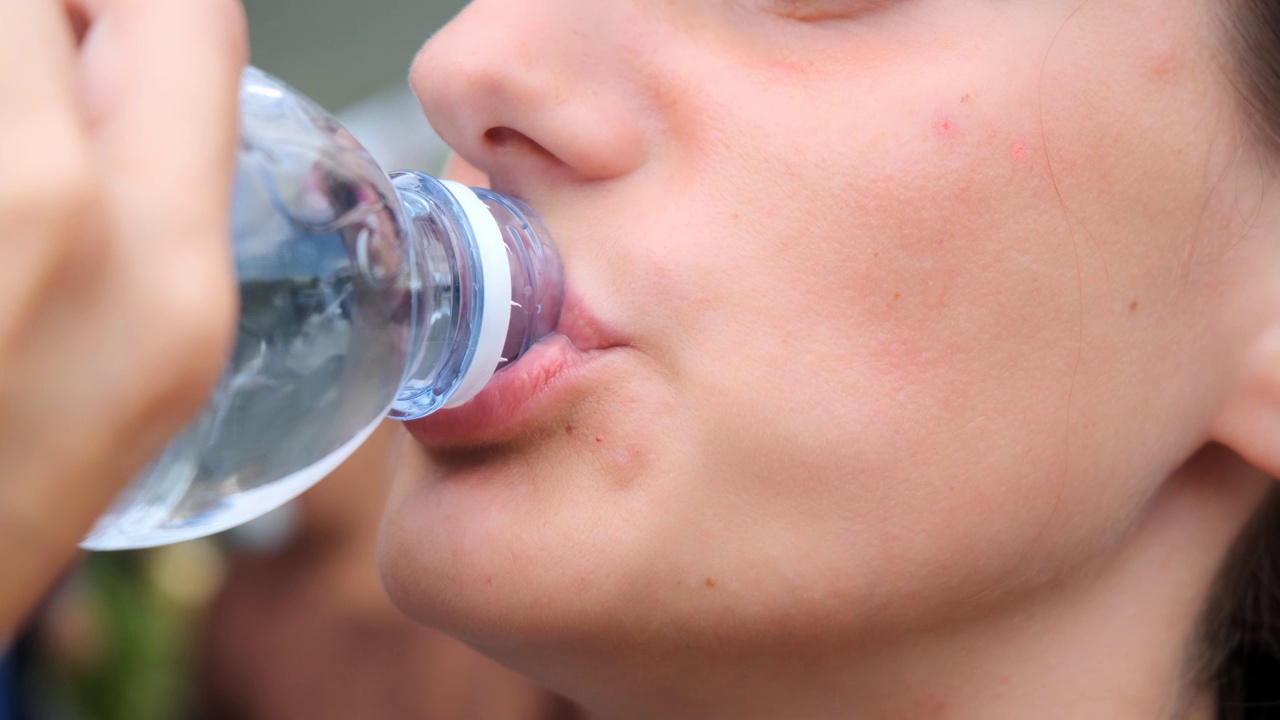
left=0, top=0, right=247, bottom=634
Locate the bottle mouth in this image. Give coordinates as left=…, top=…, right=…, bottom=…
left=471, top=189, right=564, bottom=372
left=385, top=173, right=563, bottom=420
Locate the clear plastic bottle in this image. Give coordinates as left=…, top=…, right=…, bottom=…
left=80, top=67, right=562, bottom=551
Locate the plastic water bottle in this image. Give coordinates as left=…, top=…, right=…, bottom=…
left=80, top=67, right=562, bottom=551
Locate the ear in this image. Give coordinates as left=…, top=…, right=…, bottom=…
left=1211, top=324, right=1280, bottom=478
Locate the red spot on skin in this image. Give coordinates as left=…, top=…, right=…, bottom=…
left=1145, top=48, right=1185, bottom=84
left=704, top=578, right=717, bottom=589
left=1011, top=141, right=1028, bottom=163
left=595, top=436, right=603, bottom=443
left=934, top=117, right=955, bottom=136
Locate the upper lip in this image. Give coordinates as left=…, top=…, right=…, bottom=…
left=555, top=284, right=629, bottom=354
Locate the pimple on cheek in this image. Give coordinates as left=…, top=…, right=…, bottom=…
left=927, top=94, right=1042, bottom=174
left=1142, top=47, right=1186, bottom=84
left=932, top=93, right=976, bottom=138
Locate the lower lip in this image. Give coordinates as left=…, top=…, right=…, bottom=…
left=403, top=333, right=613, bottom=449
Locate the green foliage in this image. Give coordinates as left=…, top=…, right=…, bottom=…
left=32, top=552, right=198, bottom=720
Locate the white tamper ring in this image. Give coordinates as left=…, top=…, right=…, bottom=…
left=440, top=181, right=512, bottom=408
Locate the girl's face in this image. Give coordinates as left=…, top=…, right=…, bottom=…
left=382, top=0, right=1280, bottom=698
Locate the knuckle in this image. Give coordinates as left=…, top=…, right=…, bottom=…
left=0, top=147, right=107, bottom=291
left=1, top=146, right=96, bottom=239
left=201, top=0, right=250, bottom=68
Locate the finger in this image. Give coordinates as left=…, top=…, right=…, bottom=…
left=0, top=0, right=83, bottom=166
left=64, top=1, right=91, bottom=42
left=81, top=0, right=247, bottom=232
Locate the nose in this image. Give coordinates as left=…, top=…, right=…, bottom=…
left=411, top=0, right=649, bottom=190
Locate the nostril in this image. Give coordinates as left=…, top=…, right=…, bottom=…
left=484, top=126, right=556, bottom=161
left=483, top=126, right=526, bottom=146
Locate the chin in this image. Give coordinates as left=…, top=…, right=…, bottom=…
left=377, top=363, right=681, bottom=651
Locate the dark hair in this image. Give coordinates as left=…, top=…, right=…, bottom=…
left=1227, top=0, right=1280, bottom=153
left=1205, top=4, right=1280, bottom=717
left=1202, top=489, right=1280, bottom=719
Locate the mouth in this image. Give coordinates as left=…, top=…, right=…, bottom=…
left=403, top=288, right=629, bottom=449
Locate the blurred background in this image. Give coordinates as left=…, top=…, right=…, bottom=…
left=249, top=0, right=460, bottom=111
left=0, top=2, right=586, bottom=719
left=249, top=0, right=468, bottom=175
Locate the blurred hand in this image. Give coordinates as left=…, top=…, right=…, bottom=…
left=0, top=0, right=247, bottom=634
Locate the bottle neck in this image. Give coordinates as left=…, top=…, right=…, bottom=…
left=385, top=172, right=562, bottom=420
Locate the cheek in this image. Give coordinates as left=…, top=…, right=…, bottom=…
left=617, top=67, right=1212, bottom=627
left=675, top=97, right=1086, bottom=422
left=379, top=363, right=704, bottom=643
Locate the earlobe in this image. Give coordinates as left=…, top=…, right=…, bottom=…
left=1211, top=324, right=1280, bottom=479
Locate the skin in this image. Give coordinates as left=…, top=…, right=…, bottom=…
left=378, top=0, right=1280, bottom=718
left=0, top=0, right=244, bottom=633
left=3, top=0, right=1280, bottom=717
left=197, top=422, right=579, bottom=720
